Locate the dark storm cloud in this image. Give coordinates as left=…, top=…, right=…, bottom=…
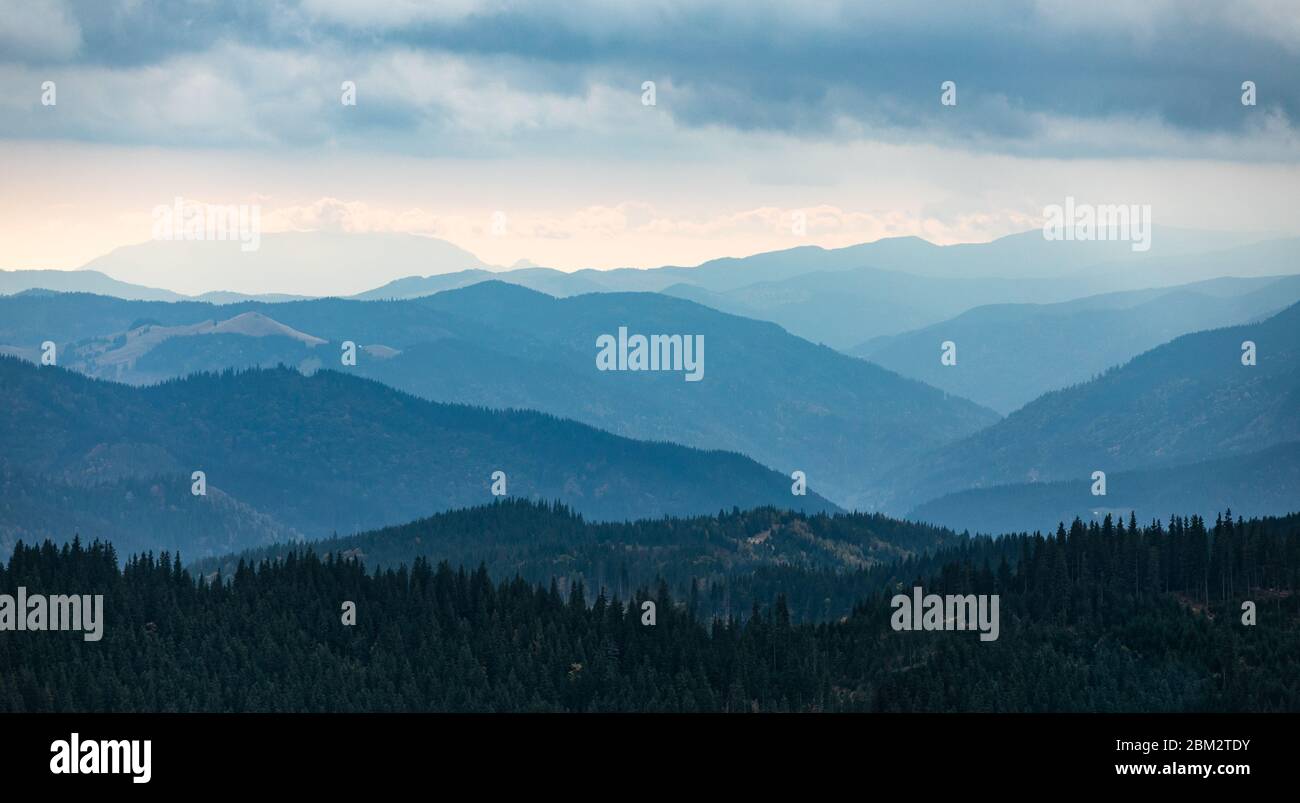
left=4, top=1, right=1297, bottom=156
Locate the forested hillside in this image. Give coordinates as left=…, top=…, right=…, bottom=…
left=910, top=442, right=1300, bottom=535
left=0, top=284, right=1000, bottom=510
left=0, top=357, right=837, bottom=540
left=4, top=509, right=1297, bottom=712
left=192, top=499, right=964, bottom=622
left=0, top=469, right=301, bottom=559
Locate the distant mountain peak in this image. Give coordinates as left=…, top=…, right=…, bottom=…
left=78, top=231, right=490, bottom=298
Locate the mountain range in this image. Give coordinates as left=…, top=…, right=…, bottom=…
left=0, top=356, right=837, bottom=555
left=2, top=228, right=1298, bottom=553
left=910, top=442, right=1300, bottom=535
left=9, top=228, right=1299, bottom=350
left=857, top=274, right=1300, bottom=413
left=887, top=300, right=1300, bottom=512
left=351, top=230, right=1300, bottom=349
left=0, top=283, right=1000, bottom=509
left=78, top=231, right=490, bottom=298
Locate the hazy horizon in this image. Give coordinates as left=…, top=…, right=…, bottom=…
left=3, top=1, right=1299, bottom=294
left=7, top=222, right=1295, bottom=298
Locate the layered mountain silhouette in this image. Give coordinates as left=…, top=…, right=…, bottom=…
left=79, top=231, right=488, bottom=297
left=351, top=231, right=1299, bottom=349
left=857, top=275, right=1300, bottom=413
left=887, top=301, right=1300, bottom=512
left=11, top=228, right=1296, bottom=350
left=0, top=284, right=1000, bottom=509
left=0, top=468, right=303, bottom=560
left=0, top=270, right=311, bottom=304
left=0, top=269, right=186, bottom=301
left=4, top=229, right=1298, bottom=541
left=910, top=442, right=1300, bottom=535
left=0, top=357, right=838, bottom=549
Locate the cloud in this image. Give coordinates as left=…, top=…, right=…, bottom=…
left=262, top=197, right=443, bottom=235
left=0, top=1, right=1296, bottom=161
left=256, top=196, right=1037, bottom=254
left=0, top=0, right=82, bottom=61
left=300, top=0, right=496, bottom=28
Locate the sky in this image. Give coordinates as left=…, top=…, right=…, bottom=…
left=1, top=0, right=1299, bottom=284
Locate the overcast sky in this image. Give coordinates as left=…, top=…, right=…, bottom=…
left=2, top=0, right=1298, bottom=279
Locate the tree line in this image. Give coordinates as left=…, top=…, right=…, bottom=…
left=2, top=506, right=1297, bottom=712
